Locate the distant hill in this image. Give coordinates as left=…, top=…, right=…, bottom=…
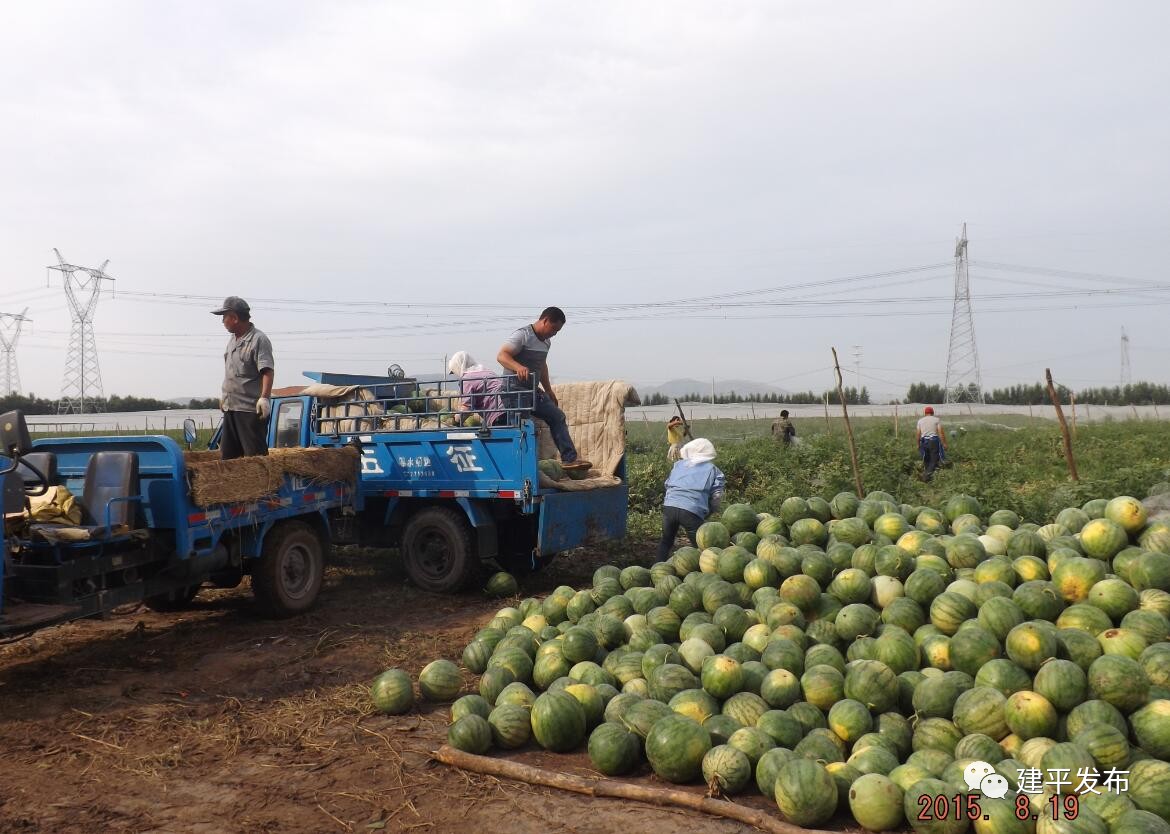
left=641, top=378, right=789, bottom=399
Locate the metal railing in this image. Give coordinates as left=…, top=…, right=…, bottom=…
left=313, top=373, right=539, bottom=436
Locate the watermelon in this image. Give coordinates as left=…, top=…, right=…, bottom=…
left=1004, top=690, right=1059, bottom=739
left=1131, top=699, right=1170, bottom=759
left=451, top=694, right=491, bottom=722
left=953, top=686, right=1009, bottom=740
left=645, top=714, right=712, bottom=783
left=487, top=703, right=532, bottom=748
left=774, top=759, right=838, bottom=826
left=700, top=655, right=744, bottom=700
left=930, top=592, right=978, bottom=635
left=669, top=688, right=719, bottom=724
left=537, top=459, right=564, bottom=481
left=371, top=668, right=414, bottom=715
left=1111, top=810, right=1170, bottom=834
left=1006, top=622, right=1060, bottom=671
left=1088, top=578, right=1140, bottom=622
left=721, top=504, right=759, bottom=536
left=448, top=714, right=492, bottom=753
left=587, top=722, right=641, bottom=775
left=904, top=777, right=970, bottom=834
left=828, top=698, right=874, bottom=743
left=1106, top=496, right=1148, bottom=535
left=1098, top=627, right=1148, bottom=660
left=1088, top=654, right=1149, bottom=713
left=1081, top=518, right=1129, bottom=560
left=1073, top=722, right=1131, bottom=771
left=756, top=746, right=797, bottom=796
left=419, top=659, right=462, bottom=702
left=727, top=725, right=776, bottom=767
left=702, top=744, right=752, bottom=794
left=484, top=572, right=519, bottom=597
left=1127, top=759, right=1170, bottom=823
left=531, top=691, right=587, bottom=752
left=848, top=773, right=905, bottom=831
left=696, top=522, right=731, bottom=550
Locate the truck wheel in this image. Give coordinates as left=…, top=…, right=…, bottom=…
left=252, top=520, right=325, bottom=618
left=144, top=584, right=201, bottom=612
left=401, top=507, right=477, bottom=593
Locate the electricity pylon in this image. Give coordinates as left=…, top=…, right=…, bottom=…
left=49, top=249, right=115, bottom=414
left=943, top=223, right=985, bottom=404
left=0, top=308, right=30, bottom=396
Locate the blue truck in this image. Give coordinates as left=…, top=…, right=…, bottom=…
left=1, top=410, right=356, bottom=637
left=266, top=370, right=631, bottom=593
left=1, top=369, right=631, bottom=635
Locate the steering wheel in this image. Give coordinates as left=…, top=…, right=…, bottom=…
left=6, top=456, right=49, bottom=497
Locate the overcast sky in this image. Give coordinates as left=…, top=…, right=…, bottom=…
left=2, top=1, right=1168, bottom=404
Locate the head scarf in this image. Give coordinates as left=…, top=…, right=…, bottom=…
left=448, top=351, right=485, bottom=377
left=680, top=438, right=716, bottom=465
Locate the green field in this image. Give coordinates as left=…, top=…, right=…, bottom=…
left=624, top=416, right=1170, bottom=542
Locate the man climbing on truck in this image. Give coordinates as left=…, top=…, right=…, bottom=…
left=213, top=296, right=274, bottom=460
left=497, top=306, right=590, bottom=471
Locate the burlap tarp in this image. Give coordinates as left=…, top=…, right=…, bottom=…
left=185, top=446, right=359, bottom=507
left=535, top=380, right=639, bottom=492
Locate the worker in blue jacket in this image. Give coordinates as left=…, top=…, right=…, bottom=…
left=655, top=438, right=726, bottom=563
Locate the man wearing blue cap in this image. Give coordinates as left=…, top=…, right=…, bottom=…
left=212, top=296, right=274, bottom=459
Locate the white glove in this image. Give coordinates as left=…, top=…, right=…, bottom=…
left=219, top=397, right=226, bottom=412
left=256, top=397, right=271, bottom=419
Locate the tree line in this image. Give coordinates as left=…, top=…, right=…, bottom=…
left=0, top=393, right=221, bottom=415
left=904, top=381, right=1170, bottom=406
left=642, top=387, right=871, bottom=406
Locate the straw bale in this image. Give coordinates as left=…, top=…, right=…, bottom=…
left=185, top=446, right=358, bottom=507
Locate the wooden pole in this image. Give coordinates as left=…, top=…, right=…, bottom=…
left=1070, top=393, right=1077, bottom=439
left=1045, top=368, right=1079, bottom=482
left=432, top=746, right=833, bottom=834
left=822, top=393, right=830, bottom=430
left=1028, top=403, right=1033, bottom=423
left=1132, top=404, right=1139, bottom=421
left=894, top=403, right=900, bottom=439
left=832, top=347, right=865, bottom=496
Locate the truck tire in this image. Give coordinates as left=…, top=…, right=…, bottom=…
left=251, top=520, right=325, bottom=618
left=401, top=506, right=477, bottom=593
left=144, top=584, right=201, bottom=612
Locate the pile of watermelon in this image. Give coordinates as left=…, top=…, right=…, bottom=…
left=376, top=491, right=1170, bottom=833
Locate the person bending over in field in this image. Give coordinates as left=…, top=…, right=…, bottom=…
left=916, top=406, right=948, bottom=482
left=655, top=438, right=726, bottom=563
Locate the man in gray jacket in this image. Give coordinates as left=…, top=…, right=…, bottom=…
left=213, top=296, right=274, bottom=460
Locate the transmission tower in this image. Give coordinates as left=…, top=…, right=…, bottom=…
left=1121, top=327, right=1132, bottom=387
left=943, top=223, right=985, bottom=404
left=851, top=345, right=862, bottom=391
left=0, top=308, right=31, bottom=396
left=49, top=249, right=115, bottom=414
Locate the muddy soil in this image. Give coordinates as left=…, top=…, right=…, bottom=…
left=0, top=546, right=812, bottom=834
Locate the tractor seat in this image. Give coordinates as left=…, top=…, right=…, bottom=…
left=29, top=451, right=141, bottom=542
left=18, top=452, right=59, bottom=487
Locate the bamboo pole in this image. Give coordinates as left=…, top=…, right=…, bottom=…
left=832, top=347, right=864, bottom=495
left=1045, top=368, right=1079, bottom=482
left=432, top=746, right=831, bottom=834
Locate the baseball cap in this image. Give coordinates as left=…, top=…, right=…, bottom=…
left=924, top=406, right=935, bottom=415
left=211, top=296, right=250, bottom=316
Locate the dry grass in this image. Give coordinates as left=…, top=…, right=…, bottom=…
left=184, top=446, right=357, bottom=506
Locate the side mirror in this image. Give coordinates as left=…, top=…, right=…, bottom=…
left=0, top=410, right=32, bottom=457
left=182, top=418, right=198, bottom=449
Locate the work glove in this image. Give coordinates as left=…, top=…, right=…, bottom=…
left=219, top=397, right=226, bottom=412
left=256, top=397, right=271, bottom=419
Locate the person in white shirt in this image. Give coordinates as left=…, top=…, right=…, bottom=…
left=916, top=406, right=948, bottom=482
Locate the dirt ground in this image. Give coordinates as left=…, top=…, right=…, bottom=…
left=0, top=547, right=793, bottom=834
